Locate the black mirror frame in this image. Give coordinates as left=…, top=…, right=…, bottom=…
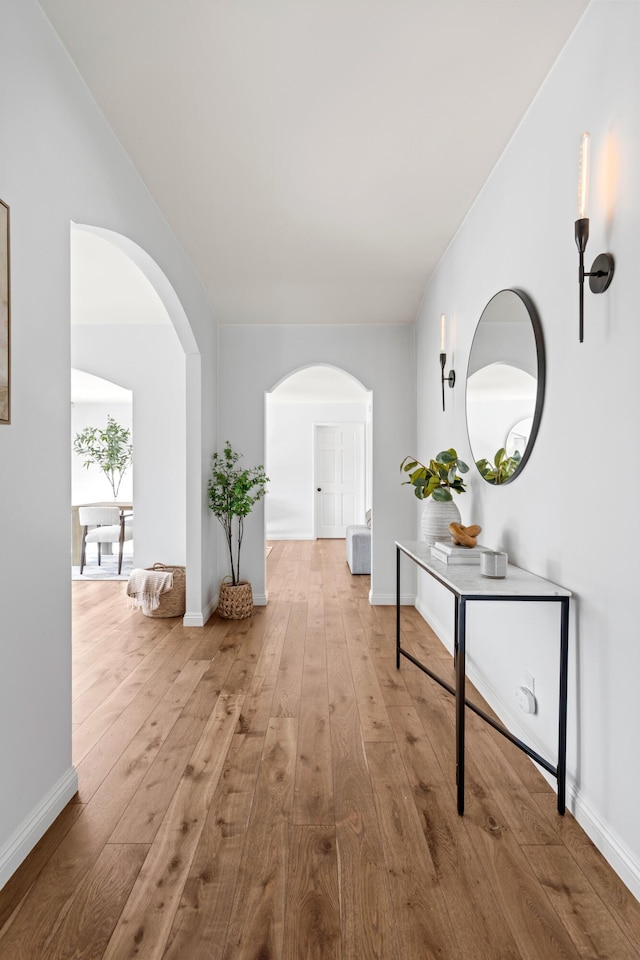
left=466, top=288, right=546, bottom=484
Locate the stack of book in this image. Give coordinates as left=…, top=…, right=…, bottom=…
left=430, top=541, right=487, bottom=565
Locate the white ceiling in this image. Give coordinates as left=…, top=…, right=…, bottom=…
left=39, top=0, right=587, bottom=326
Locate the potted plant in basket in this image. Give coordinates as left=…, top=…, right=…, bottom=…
left=208, top=441, right=269, bottom=619
left=400, top=448, right=469, bottom=544
left=73, top=414, right=133, bottom=500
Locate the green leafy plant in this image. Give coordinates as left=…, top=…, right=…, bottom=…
left=400, top=448, right=469, bottom=502
left=73, top=414, right=133, bottom=499
left=208, top=441, right=269, bottom=585
left=476, top=447, right=522, bottom=484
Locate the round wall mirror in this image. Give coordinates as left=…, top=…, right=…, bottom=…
left=465, top=289, right=545, bottom=484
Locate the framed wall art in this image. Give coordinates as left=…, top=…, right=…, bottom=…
left=0, top=199, right=9, bottom=424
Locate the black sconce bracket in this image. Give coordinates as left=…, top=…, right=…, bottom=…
left=575, top=217, right=615, bottom=343
left=440, top=352, right=455, bottom=412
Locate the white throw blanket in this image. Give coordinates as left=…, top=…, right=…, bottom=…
left=126, top=567, right=174, bottom=615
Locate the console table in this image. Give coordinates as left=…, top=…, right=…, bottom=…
left=395, top=540, right=571, bottom=816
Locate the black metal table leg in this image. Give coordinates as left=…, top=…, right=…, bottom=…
left=456, top=597, right=466, bottom=815
left=557, top=596, right=570, bottom=814
left=453, top=593, right=459, bottom=669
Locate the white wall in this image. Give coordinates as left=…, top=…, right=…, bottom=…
left=72, top=325, right=186, bottom=567
left=0, top=0, right=217, bottom=888
left=266, top=400, right=368, bottom=539
left=218, top=324, right=416, bottom=604
left=415, top=1, right=640, bottom=896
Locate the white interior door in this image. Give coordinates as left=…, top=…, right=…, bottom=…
left=314, top=423, right=365, bottom=538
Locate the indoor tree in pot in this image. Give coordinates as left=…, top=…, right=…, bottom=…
left=73, top=414, right=133, bottom=500
left=208, top=441, right=269, bottom=619
left=400, top=448, right=469, bottom=545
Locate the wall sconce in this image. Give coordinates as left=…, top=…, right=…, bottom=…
left=439, top=313, right=455, bottom=411
left=574, top=131, right=615, bottom=343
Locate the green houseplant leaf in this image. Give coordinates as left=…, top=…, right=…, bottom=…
left=400, top=450, right=468, bottom=501
left=476, top=448, right=522, bottom=484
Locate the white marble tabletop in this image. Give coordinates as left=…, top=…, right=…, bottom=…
left=396, top=540, right=571, bottom=598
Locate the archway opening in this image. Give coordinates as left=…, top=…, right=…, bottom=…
left=265, top=365, right=372, bottom=542
left=70, top=224, right=192, bottom=588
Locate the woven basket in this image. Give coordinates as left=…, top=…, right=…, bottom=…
left=143, top=563, right=186, bottom=618
left=218, top=579, right=253, bottom=619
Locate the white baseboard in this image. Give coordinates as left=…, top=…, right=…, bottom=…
left=183, top=611, right=209, bottom=627
left=0, top=765, right=78, bottom=891
left=413, top=598, right=640, bottom=902
left=370, top=592, right=415, bottom=605
left=183, top=596, right=217, bottom=627
left=570, top=787, right=640, bottom=901
left=183, top=590, right=267, bottom=626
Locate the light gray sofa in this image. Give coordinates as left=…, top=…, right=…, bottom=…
left=346, top=523, right=371, bottom=575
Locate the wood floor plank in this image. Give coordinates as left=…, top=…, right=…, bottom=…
left=43, top=843, right=149, bottom=960
left=293, top=599, right=334, bottom=825
left=388, top=704, right=523, bottom=960
left=470, top=726, right=561, bottom=846
left=101, top=693, right=244, bottom=960
left=369, top=650, right=414, bottom=706
left=73, top=612, right=174, bottom=671
left=0, top=803, right=129, bottom=959
left=472, top=819, right=583, bottom=960
left=235, top=603, right=276, bottom=667
left=188, top=618, right=230, bottom=661
left=327, top=637, right=400, bottom=960
left=365, top=740, right=462, bottom=960
left=236, top=673, right=277, bottom=738
left=0, top=802, right=84, bottom=936
left=221, top=717, right=298, bottom=960
left=74, top=634, right=205, bottom=798
left=108, top=660, right=213, bottom=843
left=254, top=597, right=290, bottom=678
left=523, top=842, right=640, bottom=959
left=341, top=600, right=394, bottom=742
left=283, top=826, right=341, bottom=960
left=532, top=792, right=640, bottom=950
left=73, top=648, right=162, bottom=723
left=164, top=676, right=276, bottom=960
left=271, top=601, right=306, bottom=717
left=72, top=624, right=192, bottom=766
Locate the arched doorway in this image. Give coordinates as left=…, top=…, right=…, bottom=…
left=265, top=363, right=372, bottom=542
left=70, top=224, right=201, bottom=614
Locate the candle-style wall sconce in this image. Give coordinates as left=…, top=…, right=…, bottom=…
left=439, top=313, right=455, bottom=411
left=574, top=131, right=615, bottom=343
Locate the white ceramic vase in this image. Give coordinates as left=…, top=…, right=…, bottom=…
left=421, top=497, right=461, bottom=546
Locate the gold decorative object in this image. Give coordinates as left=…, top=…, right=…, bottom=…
left=449, top=522, right=482, bottom=547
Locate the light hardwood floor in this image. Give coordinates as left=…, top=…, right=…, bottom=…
left=1, top=539, right=639, bottom=959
